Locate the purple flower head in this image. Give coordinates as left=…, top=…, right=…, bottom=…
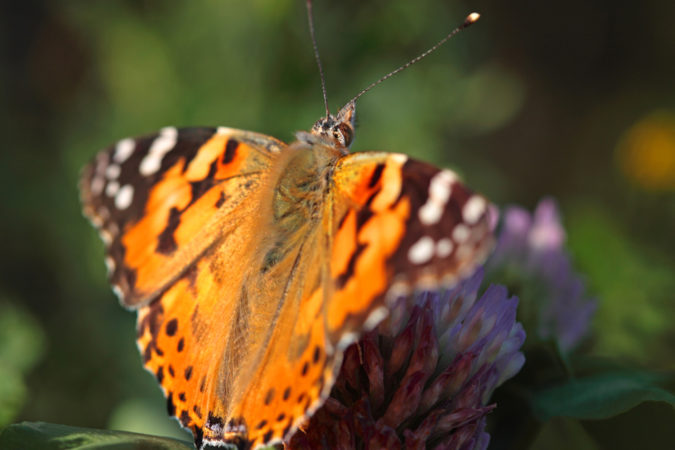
left=487, top=198, right=596, bottom=352
left=290, top=269, right=525, bottom=449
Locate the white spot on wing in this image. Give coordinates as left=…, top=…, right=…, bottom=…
left=463, top=196, right=487, bottom=225
left=112, top=284, right=124, bottom=301
left=408, top=236, right=435, bottom=264
left=418, top=202, right=443, bottom=225
left=453, top=224, right=470, bottom=243
left=113, top=138, right=135, bottom=163
left=436, top=238, right=454, bottom=258
left=115, top=184, right=134, bottom=210
left=100, top=229, right=112, bottom=245
left=390, top=154, right=408, bottom=164
left=90, top=215, right=103, bottom=227
left=364, top=306, right=388, bottom=330
left=105, top=180, right=119, bottom=197
left=104, top=256, right=115, bottom=273
left=430, top=170, right=456, bottom=200
left=105, top=164, right=120, bottom=180
left=90, top=176, right=105, bottom=195
left=418, top=170, right=456, bottom=225
left=337, top=331, right=360, bottom=351
left=139, top=126, right=178, bottom=176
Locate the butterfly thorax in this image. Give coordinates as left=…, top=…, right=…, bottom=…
left=267, top=102, right=356, bottom=270
left=260, top=143, right=338, bottom=275
left=272, top=145, right=339, bottom=231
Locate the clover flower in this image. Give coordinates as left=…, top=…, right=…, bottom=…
left=289, top=269, right=525, bottom=449
left=487, top=198, right=596, bottom=352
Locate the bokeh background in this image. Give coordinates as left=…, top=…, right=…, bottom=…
left=1, top=0, right=673, bottom=448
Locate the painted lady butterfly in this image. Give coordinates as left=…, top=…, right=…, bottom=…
left=80, top=8, right=491, bottom=450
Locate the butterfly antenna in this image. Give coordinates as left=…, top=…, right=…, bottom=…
left=306, top=0, right=330, bottom=118
left=348, top=12, right=480, bottom=106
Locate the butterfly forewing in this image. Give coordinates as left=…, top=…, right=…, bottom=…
left=80, top=127, right=285, bottom=307
left=326, top=152, right=493, bottom=344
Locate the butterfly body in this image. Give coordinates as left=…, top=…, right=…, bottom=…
left=81, top=102, right=493, bottom=449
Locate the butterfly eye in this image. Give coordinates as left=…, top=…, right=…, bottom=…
left=333, top=129, right=345, bottom=146
left=337, top=123, right=353, bottom=148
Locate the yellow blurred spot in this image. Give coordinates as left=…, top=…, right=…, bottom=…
left=616, top=111, right=675, bottom=191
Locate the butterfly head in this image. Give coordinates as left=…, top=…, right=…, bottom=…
left=307, top=101, right=356, bottom=151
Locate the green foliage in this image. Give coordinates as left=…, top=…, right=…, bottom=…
left=0, top=366, right=26, bottom=428
left=0, top=422, right=192, bottom=449
left=581, top=401, right=675, bottom=450
left=107, top=399, right=190, bottom=441
left=0, top=301, right=45, bottom=373
left=531, top=371, right=675, bottom=421
left=0, top=300, right=45, bottom=426
left=530, top=418, right=599, bottom=450
left=488, top=338, right=675, bottom=448
left=567, top=206, right=675, bottom=368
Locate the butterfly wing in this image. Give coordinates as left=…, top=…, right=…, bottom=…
left=168, top=149, right=494, bottom=449
left=133, top=140, right=340, bottom=449
left=325, top=152, right=494, bottom=343
left=80, top=126, right=285, bottom=307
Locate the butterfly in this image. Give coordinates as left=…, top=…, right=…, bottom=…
left=80, top=10, right=490, bottom=450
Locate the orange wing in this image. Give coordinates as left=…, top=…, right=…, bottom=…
left=224, top=151, right=493, bottom=449
left=80, top=126, right=285, bottom=307
left=136, top=146, right=492, bottom=449
left=136, top=199, right=332, bottom=449
left=132, top=139, right=337, bottom=449
left=326, top=152, right=494, bottom=343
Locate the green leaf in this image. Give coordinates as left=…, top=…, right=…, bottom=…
left=530, top=417, right=600, bottom=450
left=0, top=300, right=45, bottom=374
left=0, top=299, right=45, bottom=426
left=107, top=399, right=191, bottom=442
left=532, top=372, right=675, bottom=421
left=581, top=401, right=675, bottom=450
left=0, top=366, right=26, bottom=427
left=567, top=207, right=675, bottom=367
left=0, top=422, right=193, bottom=449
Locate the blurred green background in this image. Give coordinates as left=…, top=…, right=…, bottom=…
left=1, top=0, right=673, bottom=447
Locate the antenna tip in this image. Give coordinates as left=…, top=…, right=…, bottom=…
left=464, top=12, right=481, bottom=27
